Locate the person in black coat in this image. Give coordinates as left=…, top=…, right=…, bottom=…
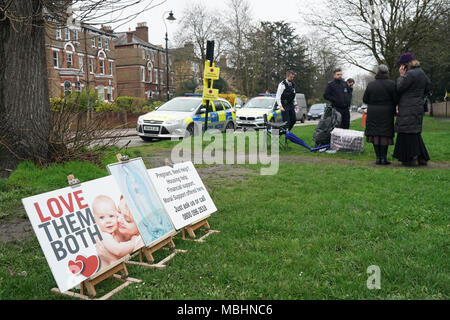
left=393, top=53, right=431, bottom=166
left=323, top=68, right=353, bottom=129
left=363, top=65, right=398, bottom=165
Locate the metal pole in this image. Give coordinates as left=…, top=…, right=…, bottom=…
left=165, top=31, right=170, bottom=101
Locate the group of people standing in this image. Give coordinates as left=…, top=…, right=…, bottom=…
left=275, top=52, right=431, bottom=167
left=362, top=52, right=431, bottom=166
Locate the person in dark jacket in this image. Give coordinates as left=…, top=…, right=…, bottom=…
left=363, top=65, right=398, bottom=165
left=323, top=68, right=353, bottom=129
left=393, top=53, right=431, bottom=166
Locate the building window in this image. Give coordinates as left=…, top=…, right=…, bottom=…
left=98, top=37, right=103, bottom=48
left=107, top=86, right=112, bottom=101
left=75, top=82, right=81, bottom=92
left=105, top=39, right=109, bottom=50
left=99, top=59, right=104, bottom=74
left=141, top=66, right=146, bottom=82
left=91, top=37, right=96, bottom=48
left=53, top=51, right=59, bottom=68
left=89, top=58, right=94, bottom=73
left=64, top=81, right=72, bottom=96
left=56, top=28, right=62, bottom=40
left=160, top=70, right=164, bottom=85
left=97, top=85, right=105, bottom=100
left=142, top=49, right=145, bottom=60
left=64, top=28, right=70, bottom=41
left=78, top=56, right=84, bottom=71
left=67, top=52, right=73, bottom=67
left=74, top=30, right=79, bottom=41
left=109, top=61, right=113, bottom=75
left=148, top=67, right=153, bottom=83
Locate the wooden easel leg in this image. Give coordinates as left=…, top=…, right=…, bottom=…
left=126, top=236, right=186, bottom=270
left=181, top=219, right=219, bottom=243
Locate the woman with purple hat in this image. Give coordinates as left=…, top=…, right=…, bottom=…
left=393, top=52, right=432, bottom=166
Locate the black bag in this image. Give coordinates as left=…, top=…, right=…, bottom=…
left=313, top=106, right=342, bottom=146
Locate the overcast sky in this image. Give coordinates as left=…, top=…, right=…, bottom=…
left=103, top=0, right=366, bottom=78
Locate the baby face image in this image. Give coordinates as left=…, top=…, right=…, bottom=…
left=92, top=195, right=119, bottom=234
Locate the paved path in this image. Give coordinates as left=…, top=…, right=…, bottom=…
left=113, top=112, right=363, bottom=148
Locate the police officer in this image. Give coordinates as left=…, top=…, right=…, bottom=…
left=323, top=68, right=353, bottom=129
left=275, top=70, right=298, bottom=131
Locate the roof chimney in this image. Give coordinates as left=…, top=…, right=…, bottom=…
left=126, top=31, right=134, bottom=43
left=135, top=22, right=149, bottom=43
left=101, top=25, right=113, bottom=34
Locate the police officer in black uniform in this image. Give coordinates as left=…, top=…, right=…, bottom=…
left=275, top=70, right=298, bottom=131
left=323, top=68, right=353, bottom=129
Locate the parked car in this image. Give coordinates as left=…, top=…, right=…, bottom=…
left=295, top=93, right=308, bottom=123
left=137, top=95, right=236, bottom=140
left=235, top=94, right=283, bottom=130
left=307, top=103, right=327, bottom=120
left=357, top=104, right=368, bottom=113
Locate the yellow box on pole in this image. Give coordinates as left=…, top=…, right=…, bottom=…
left=204, top=61, right=220, bottom=80
left=203, top=87, right=219, bottom=101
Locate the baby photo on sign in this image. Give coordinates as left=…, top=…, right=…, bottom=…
left=21, top=175, right=145, bottom=293
left=90, top=194, right=145, bottom=269
left=108, top=158, right=175, bottom=247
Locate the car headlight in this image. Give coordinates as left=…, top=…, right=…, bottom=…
left=256, top=116, right=263, bottom=120
left=165, top=119, right=182, bottom=126
left=138, top=117, right=144, bottom=124
left=308, top=113, right=312, bottom=116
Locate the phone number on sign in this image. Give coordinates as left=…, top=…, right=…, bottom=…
left=182, top=205, right=207, bottom=221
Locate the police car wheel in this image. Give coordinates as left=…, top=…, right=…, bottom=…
left=225, top=121, right=235, bottom=131
left=185, top=123, right=195, bottom=137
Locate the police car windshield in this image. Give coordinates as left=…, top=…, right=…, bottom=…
left=245, top=98, right=275, bottom=109
left=156, top=98, right=200, bottom=112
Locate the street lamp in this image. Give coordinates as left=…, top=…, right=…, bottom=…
left=163, top=10, right=176, bottom=101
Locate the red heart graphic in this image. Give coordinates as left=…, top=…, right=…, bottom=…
left=68, top=260, right=84, bottom=275
left=76, top=255, right=100, bottom=278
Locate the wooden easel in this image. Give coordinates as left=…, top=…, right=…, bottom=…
left=51, top=174, right=142, bottom=300
left=127, top=233, right=186, bottom=270
left=51, top=255, right=141, bottom=300
left=181, top=216, right=220, bottom=243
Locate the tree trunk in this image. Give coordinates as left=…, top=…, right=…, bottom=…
left=0, top=0, right=51, bottom=174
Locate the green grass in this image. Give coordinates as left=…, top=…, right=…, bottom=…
left=0, top=162, right=449, bottom=299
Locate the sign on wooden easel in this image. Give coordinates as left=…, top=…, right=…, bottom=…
left=147, top=161, right=219, bottom=242
left=21, top=174, right=144, bottom=295
left=108, top=156, right=185, bottom=268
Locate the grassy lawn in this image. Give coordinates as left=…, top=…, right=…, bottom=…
left=0, top=117, right=449, bottom=299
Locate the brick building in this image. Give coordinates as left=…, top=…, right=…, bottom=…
left=45, top=21, right=118, bottom=102
left=114, top=22, right=175, bottom=100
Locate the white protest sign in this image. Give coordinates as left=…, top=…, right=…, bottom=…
left=21, top=176, right=145, bottom=293
left=147, top=162, right=217, bottom=230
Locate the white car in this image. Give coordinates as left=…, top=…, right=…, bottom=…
left=235, top=95, right=283, bottom=130
left=137, top=96, right=236, bottom=140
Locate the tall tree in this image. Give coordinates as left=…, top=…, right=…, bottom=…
left=302, top=0, right=449, bottom=78
left=222, top=0, right=253, bottom=95
left=244, top=21, right=315, bottom=98
left=0, top=0, right=166, bottom=173
left=174, top=1, right=226, bottom=76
